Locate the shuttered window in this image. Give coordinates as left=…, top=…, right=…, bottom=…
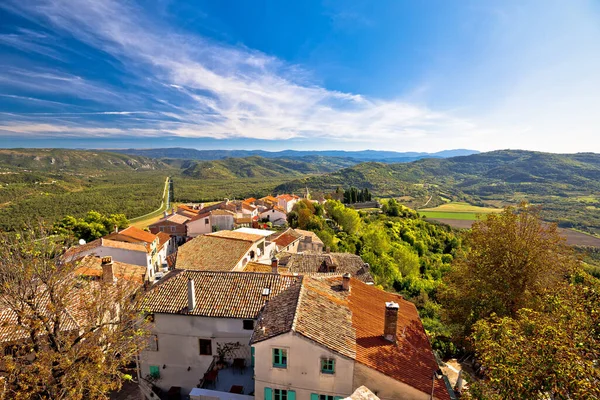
left=272, top=348, right=287, bottom=368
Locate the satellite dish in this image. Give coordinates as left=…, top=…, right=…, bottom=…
left=78, top=239, right=86, bottom=245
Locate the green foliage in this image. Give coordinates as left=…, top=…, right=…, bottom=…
left=54, top=211, right=129, bottom=242
left=288, top=199, right=463, bottom=357
left=470, top=274, right=600, bottom=399
left=276, top=150, right=600, bottom=235
left=440, top=204, right=579, bottom=341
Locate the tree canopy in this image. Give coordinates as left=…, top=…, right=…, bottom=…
left=53, top=211, right=129, bottom=242
left=0, top=229, right=149, bottom=399
left=440, top=204, right=578, bottom=340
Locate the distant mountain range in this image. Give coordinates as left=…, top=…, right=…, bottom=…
left=107, top=148, right=480, bottom=162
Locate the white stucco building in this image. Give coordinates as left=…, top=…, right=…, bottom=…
left=139, top=270, right=301, bottom=396
left=251, top=275, right=452, bottom=400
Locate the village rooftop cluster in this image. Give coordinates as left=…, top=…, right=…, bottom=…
left=5, top=193, right=454, bottom=400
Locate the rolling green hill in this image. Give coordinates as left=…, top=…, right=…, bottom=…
left=173, top=156, right=356, bottom=179
left=276, top=150, right=600, bottom=234
left=0, top=148, right=170, bottom=172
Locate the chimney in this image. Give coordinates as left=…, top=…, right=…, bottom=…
left=325, top=246, right=330, bottom=253
left=384, top=302, right=399, bottom=342
left=271, top=257, right=278, bottom=274
left=342, top=273, right=351, bottom=291
left=171, top=207, right=176, bottom=215
left=163, top=211, right=168, bottom=218
left=187, top=278, right=196, bottom=312
left=114, top=224, right=118, bottom=233
left=101, top=256, right=115, bottom=283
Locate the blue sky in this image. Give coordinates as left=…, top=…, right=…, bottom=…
left=1, top=0, right=600, bottom=152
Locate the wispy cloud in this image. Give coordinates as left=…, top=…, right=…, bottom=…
left=1, top=0, right=599, bottom=152
left=0, top=0, right=484, bottom=148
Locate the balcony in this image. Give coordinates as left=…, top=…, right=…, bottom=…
left=189, top=357, right=254, bottom=400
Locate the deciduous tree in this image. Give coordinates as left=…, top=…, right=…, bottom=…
left=468, top=273, right=600, bottom=399
left=440, top=204, right=578, bottom=339
left=0, top=228, right=149, bottom=399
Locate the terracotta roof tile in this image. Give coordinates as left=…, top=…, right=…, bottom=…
left=74, top=256, right=147, bottom=284
left=281, top=253, right=374, bottom=283
left=243, top=262, right=289, bottom=274
left=145, top=270, right=301, bottom=318
left=252, top=276, right=449, bottom=399
left=347, top=277, right=450, bottom=400
left=209, top=230, right=264, bottom=242
left=166, top=214, right=190, bottom=224
left=293, top=229, right=324, bottom=245
left=117, top=226, right=157, bottom=244
left=100, top=238, right=148, bottom=253
left=156, top=232, right=171, bottom=249
left=176, top=235, right=253, bottom=271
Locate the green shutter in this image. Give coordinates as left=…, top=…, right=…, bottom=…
left=265, top=387, right=273, bottom=400
left=272, top=348, right=276, bottom=366
left=334, top=397, right=344, bottom=400
left=149, top=365, right=160, bottom=378
left=251, top=346, right=255, bottom=367
left=311, top=394, right=319, bottom=400
left=288, top=390, right=296, bottom=400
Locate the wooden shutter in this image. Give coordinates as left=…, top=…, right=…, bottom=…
left=264, top=387, right=273, bottom=400
left=288, top=390, right=296, bottom=400
left=310, top=394, right=319, bottom=400
left=251, top=346, right=255, bottom=367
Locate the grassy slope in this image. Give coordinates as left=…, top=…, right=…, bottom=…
left=276, top=150, right=600, bottom=234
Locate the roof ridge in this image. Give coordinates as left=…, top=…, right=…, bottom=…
left=290, top=276, right=306, bottom=332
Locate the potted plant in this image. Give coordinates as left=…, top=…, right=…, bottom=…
left=216, top=341, right=241, bottom=369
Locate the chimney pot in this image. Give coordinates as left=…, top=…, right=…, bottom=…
left=384, top=301, right=399, bottom=342
left=187, top=278, right=196, bottom=313
left=342, top=273, right=351, bottom=291
left=271, top=257, right=278, bottom=274
left=101, top=256, right=115, bottom=283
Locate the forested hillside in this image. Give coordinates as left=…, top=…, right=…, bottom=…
left=170, top=155, right=356, bottom=179
left=277, top=150, right=600, bottom=234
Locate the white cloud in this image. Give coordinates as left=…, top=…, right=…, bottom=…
left=0, top=0, right=485, bottom=150
left=1, top=0, right=599, bottom=152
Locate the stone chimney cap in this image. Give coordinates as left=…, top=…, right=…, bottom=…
left=342, top=273, right=352, bottom=279
left=385, top=301, right=399, bottom=309
left=101, top=256, right=113, bottom=264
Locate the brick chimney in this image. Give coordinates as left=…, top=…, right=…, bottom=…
left=384, top=301, right=399, bottom=342
left=101, top=256, right=115, bottom=283
left=271, top=257, right=278, bottom=274
left=342, top=273, right=351, bottom=291
left=187, top=278, right=196, bottom=313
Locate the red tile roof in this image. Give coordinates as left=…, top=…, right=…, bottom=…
left=144, top=270, right=301, bottom=318
left=252, top=276, right=450, bottom=399
left=176, top=235, right=254, bottom=271
left=209, top=230, right=264, bottom=242
left=156, top=232, right=171, bottom=249
left=74, top=255, right=147, bottom=284
left=117, top=226, right=157, bottom=244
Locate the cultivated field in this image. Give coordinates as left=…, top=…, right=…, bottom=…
left=428, top=218, right=600, bottom=247
left=419, top=202, right=503, bottom=220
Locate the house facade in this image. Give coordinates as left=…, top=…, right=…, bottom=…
left=259, top=207, right=287, bottom=226
left=139, top=270, right=301, bottom=396
left=251, top=275, right=451, bottom=400
left=149, top=213, right=190, bottom=244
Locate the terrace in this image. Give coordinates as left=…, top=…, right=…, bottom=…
left=188, top=356, right=255, bottom=400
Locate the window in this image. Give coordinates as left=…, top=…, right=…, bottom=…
left=170, top=226, right=176, bottom=232
left=321, top=358, right=335, bottom=374
left=205, top=218, right=209, bottom=225
left=199, top=339, right=212, bottom=355
left=159, top=226, right=165, bottom=232
left=243, top=319, right=254, bottom=330
left=147, top=335, right=159, bottom=351
left=149, top=365, right=160, bottom=379
left=264, top=388, right=295, bottom=400
left=272, top=348, right=287, bottom=368
left=310, top=395, right=343, bottom=400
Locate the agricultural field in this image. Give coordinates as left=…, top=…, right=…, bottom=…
left=419, top=202, right=503, bottom=220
